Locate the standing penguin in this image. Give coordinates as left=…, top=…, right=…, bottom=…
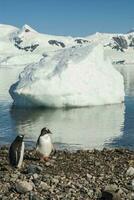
left=36, top=127, right=53, bottom=161
left=9, top=135, right=25, bottom=168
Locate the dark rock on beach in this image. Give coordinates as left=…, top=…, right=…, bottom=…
left=0, top=147, right=133, bottom=199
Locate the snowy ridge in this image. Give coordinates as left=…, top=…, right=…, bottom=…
left=0, top=24, right=89, bottom=66
left=0, top=24, right=134, bottom=66
left=0, top=24, right=18, bottom=40
left=10, top=44, right=124, bottom=108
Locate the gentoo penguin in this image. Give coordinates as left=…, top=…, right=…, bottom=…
left=36, top=127, right=53, bottom=161
left=9, top=135, right=25, bottom=168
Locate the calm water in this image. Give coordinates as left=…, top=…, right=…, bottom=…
left=0, top=65, right=134, bottom=150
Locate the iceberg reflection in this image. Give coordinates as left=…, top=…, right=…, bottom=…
left=10, top=103, right=125, bottom=150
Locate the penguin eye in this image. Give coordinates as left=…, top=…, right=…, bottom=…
left=47, top=129, right=52, bottom=134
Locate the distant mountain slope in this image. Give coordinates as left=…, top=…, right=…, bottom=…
left=0, top=24, right=134, bottom=66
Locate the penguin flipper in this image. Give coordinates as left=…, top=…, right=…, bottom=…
left=51, top=144, right=56, bottom=155
left=36, top=137, right=40, bottom=149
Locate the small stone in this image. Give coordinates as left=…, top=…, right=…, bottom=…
left=127, top=192, right=134, bottom=200
left=127, top=180, right=134, bottom=191
left=126, top=167, right=134, bottom=176
left=95, top=188, right=102, bottom=198
left=33, top=195, right=41, bottom=200
left=52, top=176, right=59, bottom=185
left=132, top=179, right=134, bottom=188
left=95, top=161, right=100, bottom=166
left=16, top=181, right=33, bottom=193
left=11, top=173, right=19, bottom=179
left=88, top=189, right=94, bottom=197
left=86, top=173, right=92, bottom=180
left=2, top=196, right=8, bottom=200
left=105, top=184, right=118, bottom=192
left=33, top=173, right=39, bottom=179
left=45, top=162, right=51, bottom=167
left=27, top=164, right=43, bottom=174
left=39, top=181, right=50, bottom=191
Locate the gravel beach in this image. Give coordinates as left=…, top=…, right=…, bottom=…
left=0, top=147, right=134, bottom=200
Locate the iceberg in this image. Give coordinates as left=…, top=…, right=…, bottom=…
left=10, top=44, right=124, bottom=108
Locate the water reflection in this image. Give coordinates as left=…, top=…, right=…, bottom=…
left=10, top=104, right=125, bottom=150
left=108, top=65, right=134, bottom=149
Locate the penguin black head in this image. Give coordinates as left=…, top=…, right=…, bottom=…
left=15, top=135, right=24, bottom=142
left=40, top=127, right=52, bottom=136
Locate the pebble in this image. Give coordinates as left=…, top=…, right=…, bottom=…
left=127, top=192, right=134, bottom=200
left=45, top=162, right=51, bottom=167
left=33, top=173, right=39, bottom=180
left=86, top=173, right=92, bottom=180
left=15, top=180, right=34, bottom=193
left=126, top=167, right=134, bottom=176
left=27, top=164, right=43, bottom=174
left=0, top=147, right=133, bottom=199
left=39, top=181, right=50, bottom=190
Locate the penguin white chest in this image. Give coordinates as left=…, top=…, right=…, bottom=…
left=17, top=141, right=25, bottom=168
left=37, top=134, right=52, bottom=157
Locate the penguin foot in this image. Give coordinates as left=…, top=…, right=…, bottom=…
left=43, top=156, right=49, bottom=161
left=40, top=156, right=49, bottom=162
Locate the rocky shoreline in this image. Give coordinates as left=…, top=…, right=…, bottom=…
left=0, top=147, right=134, bottom=200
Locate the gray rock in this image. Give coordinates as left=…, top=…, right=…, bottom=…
left=129, top=38, right=134, bottom=47
left=52, top=177, right=59, bottom=185
left=86, top=173, right=92, bottom=180
left=45, top=162, right=51, bottom=167
left=2, top=196, right=8, bottom=200
left=126, top=167, right=134, bottom=176
left=27, top=164, right=43, bottom=174
left=127, top=192, right=134, bottom=200
left=88, top=189, right=94, bottom=197
left=39, top=181, right=50, bottom=191
left=33, top=173, right=39, bottom=179
left=105, top=184, right=118, bottom=192
left=48, top=40, right=65, bottom=48
left=113, top=36, right=128, bottom=49
left=127, top=179, right=134, bottom=191
left=74, top=39, right=89, bottom=44
left=16, top=180, right=33, bottom=193
left=31, top=195, right=42, bottom=200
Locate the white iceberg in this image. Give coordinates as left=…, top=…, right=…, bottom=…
left=10, top=44, right=124, bottom=108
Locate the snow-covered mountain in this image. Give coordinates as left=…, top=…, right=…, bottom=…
left=0, top=24, right=90, bottom=66
left=0, top=23, right=134, bottom=66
